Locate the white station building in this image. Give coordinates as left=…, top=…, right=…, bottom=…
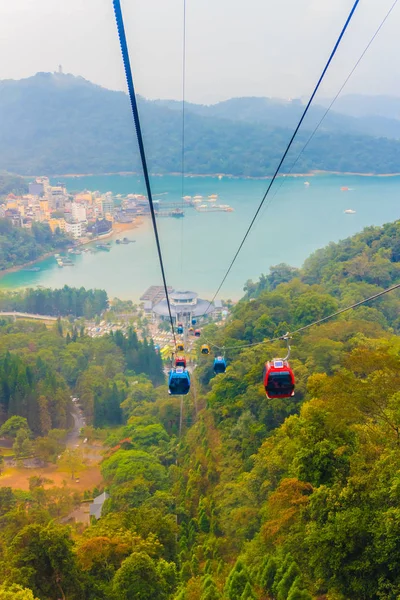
left=152, top=290, right=216, bottom=323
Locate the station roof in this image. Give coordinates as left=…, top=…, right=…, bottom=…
left=170, top=290, right=198, bottom=301
left=153, top=298, right=215, bottom=317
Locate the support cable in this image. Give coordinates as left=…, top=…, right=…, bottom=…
left=203, top=0, right=360, bottom=311
left=207, top=281, right=400, bottom=352
left=113, top=0, right=176, bottom=346
left=180, top=0, right=187, bottom=277
left=258, top=0, right=400, bottom=221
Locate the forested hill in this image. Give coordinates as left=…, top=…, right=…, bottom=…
left=0, top=221, right=400, bottom=599
left=4, top=72, right=400, bottom=175
left=0, top=218, right=69, bottom=271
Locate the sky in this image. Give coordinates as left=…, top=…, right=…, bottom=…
left=0, top=0, right=399, bottom=104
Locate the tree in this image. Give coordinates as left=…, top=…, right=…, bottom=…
left=112, top=552, right=167, bottom=600
left=58, top=449, right=85, bottom=479
left=0, top=416, right=29, bottom=438
left=0, top=584, right=39, bottom=600
left=13, top=428, right=33, bottom=458
left=9, top=523, right=85, bottom=600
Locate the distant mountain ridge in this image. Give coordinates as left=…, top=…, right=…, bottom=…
left=2, top=72, right=400, bottom=176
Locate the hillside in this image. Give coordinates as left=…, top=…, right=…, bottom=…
left=0, top=220, right=399, bottom=599
left=3, top=73, right=400, bottom=175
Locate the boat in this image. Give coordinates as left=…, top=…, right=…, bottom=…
left=208, top=194, right=218, bottom=199
left=344, top=209, right=356, bottom=214
left=341, top=186, right=349, bottom=192
left=304, top=181, right=310, bottom=186
left=96, top=243, right=111, bottom=251
left=218, top=175, right=223, bottom=180
left=171, top=209, right=184, bottom=218
left=193, top=195, right=203, bottom=199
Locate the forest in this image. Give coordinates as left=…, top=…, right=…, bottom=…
left=0, top=220, right=399, bottom=599
left=3, top=73, right=400, bottom=176
left=0, top=285, right=109, bottom=319
left=0, top=219, right=69, bottom=271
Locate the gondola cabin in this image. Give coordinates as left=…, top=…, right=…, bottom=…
left=168, top=367, right=191, bottom=395
left=201, top=344, right=210, bottom=355
left=192, top=318, right=197, bottom=325
left=177, top=325, right=184, bottom=334
left=263, top=359, right=295, bottom=399
left=213, top=356, right=227, bottom=374
left=194, top=329, right=201, bottom=337
left=175, top=356, right=187, bottom=368
left=177, top=343, right=184, bottom=352
left=188, top=327, right=194, bottom=333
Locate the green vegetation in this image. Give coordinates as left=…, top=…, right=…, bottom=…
left=3, top=72, right=400, bottom=175
left=0, top=172, right=28, bottom=197
left=0, top=285, right=109, bottom=318
left=0, top=221, right=399, bottom=599
left=0, top=219, right=69, bottom=271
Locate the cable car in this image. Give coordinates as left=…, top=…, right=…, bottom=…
left=194, top=329, right=201, bottom=337
left=175, top=356, right=186, bottom=368
left=177, top=325, right=184, bottom=334
left=176, top=343, right=184, bottom=352
left=201, top=344, right=210, bottom=355
left=213, top=356, right=226, bottom=374
left=263, top=359, right=295, bottom=399
left=168, top=367, right=191, bottom=395
left=192, top=318, right=197, bottom=325
left=188, top=327, right=194, bottom=334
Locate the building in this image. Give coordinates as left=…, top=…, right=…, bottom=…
left=152, top=290, right=215, bottom=323
left=101, top=194, right=114, bottom=217
left=89, top=491, right=109, bottom=520
left=71, top=202, right=87, bottom=222
left=29, top=178, right=46, bottom=196
left=48, top=218, right=66, bottom=233
left=65, top=221, right=84, bottom=239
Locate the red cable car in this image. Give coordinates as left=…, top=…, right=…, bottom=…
left=175, top=356, right=187, bottom=368
left=263, top=358, right=295, bottom=399
left=194, top=329, right=201, bottom=337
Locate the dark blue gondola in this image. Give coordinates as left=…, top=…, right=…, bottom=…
left=168, top=367, right=191, bottom=395
left=192, top=318, right=197, bottom=325
left=177, top=325, right=184, bottom=334
left=213, top=356, right=227, bottom=374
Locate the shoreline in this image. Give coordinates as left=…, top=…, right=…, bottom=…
left=24, top=170, right=400, bottom=180
left=0, top=218, right=144, bottom=280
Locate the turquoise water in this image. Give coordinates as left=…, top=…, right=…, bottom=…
left=1, top=173, right=399, bottom=301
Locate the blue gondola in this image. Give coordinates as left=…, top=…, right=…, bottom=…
left=168, top=367, right=191, bottom=395
left=192, top=318, right=197, bottom=325
left=177, top=325, right=184, bottom=334
left=213, top=356, right=227, bottom=374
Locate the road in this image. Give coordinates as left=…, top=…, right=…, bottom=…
left=66, top=406, right=85, bottom=449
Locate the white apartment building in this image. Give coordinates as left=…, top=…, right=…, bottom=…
left=71, top=202, right=87, bottom=222
left=65, top=221, right=84, bottom=239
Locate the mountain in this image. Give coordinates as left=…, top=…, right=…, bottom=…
left=155, top=95, right=400, bottom=140
left=2, top=72, right=400, bottom=176
left=319, top=93, right=400, bottom=120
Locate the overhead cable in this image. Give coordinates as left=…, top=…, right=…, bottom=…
left=113, top=0, right=177, bottom=346
left=259, top=0, right=400, bottom=221
left=208, top=281, right=400, bottom=352
left=204, top=0, right=360, bottom=309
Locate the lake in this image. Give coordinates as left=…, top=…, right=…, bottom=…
left=1, top=173, right=399, bottom=302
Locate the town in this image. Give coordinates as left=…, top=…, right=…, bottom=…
left=0, top=176, right=149, bottom=241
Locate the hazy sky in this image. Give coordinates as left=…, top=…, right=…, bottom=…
left=0, top=0, right=399, bottom=104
